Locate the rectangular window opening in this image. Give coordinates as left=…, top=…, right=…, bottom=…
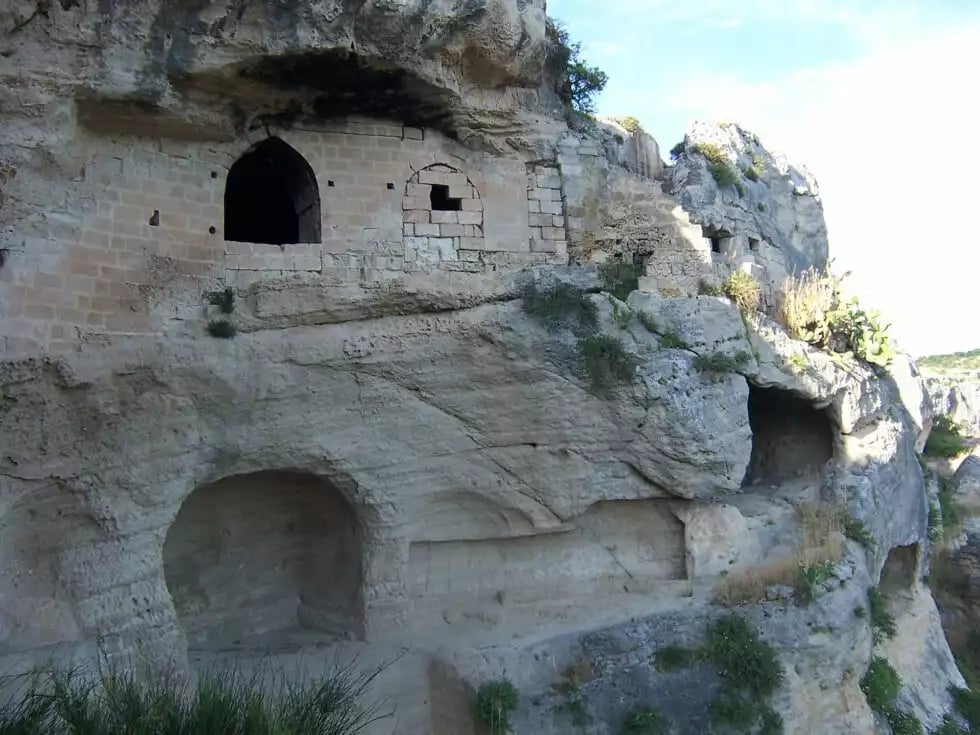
left=430, top=184, right=461, bottom=211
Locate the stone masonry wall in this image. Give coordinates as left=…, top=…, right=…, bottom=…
left=0, top=118, right=559, bottom=356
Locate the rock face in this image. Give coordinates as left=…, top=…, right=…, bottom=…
left=0, top=2, right=966, bottom=733
left=925, top=376, right=980, bottom=436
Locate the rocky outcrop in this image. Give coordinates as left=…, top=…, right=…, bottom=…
left=925, top=376, right=980, bottom=436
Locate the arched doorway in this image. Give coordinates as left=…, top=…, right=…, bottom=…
left=224, top=137, right=321, bottom=245
left=163, top=471, right=363, bottom=651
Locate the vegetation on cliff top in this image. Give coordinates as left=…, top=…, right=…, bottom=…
left=546, top=18, right=608, bottom=116
left=918, top=348, right=980, bottom=374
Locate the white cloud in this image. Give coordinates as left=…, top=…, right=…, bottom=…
left=660, top=20, right=980, bottom=356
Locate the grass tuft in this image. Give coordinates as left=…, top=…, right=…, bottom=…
left=598, top=260, right=641, bottom=302
left=693, top=350, right=750, bottom=374
left=723, top=271, right=761, bottom=313
left=578, top=334, right=637, bottom=396
left=924, top=416, right=969, bottom=459
left=207, top=319, right=237, bottom=339
left=206, top=286, right=235, bottom=314
left=474, top=680, right=519, bottom=735
left=868, top=586, right=897, bottom=644
left=860, top=656, right=901, bottom=712
left=653, top=646, right=697, bottom=673
left=620, top=707, right=668, bottom=734
left=658, top=329, right=689, bottom=350
left=521, top=282, right=598, bottom=334
left=842, top=517, right=877, bottom=551
left=636, top=311, right=659, bottom=334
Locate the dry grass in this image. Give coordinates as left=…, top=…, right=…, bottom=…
left=777, top=269, right=840, bottom=338
left=723, top=270, right=761, bottom=313
left=715, top=502, right=844, bottom=606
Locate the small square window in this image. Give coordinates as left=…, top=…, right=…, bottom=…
left=430, top=184, right=461, bottom=211
left=748, top=237, right=760, bottom=252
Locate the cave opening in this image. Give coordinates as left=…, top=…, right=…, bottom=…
left=224, top=137, right=320, bottom=245
left=163, top=470, right=363, bottom=651
left=745, top=384, right=834, bottom=486
left=880, top=543, right=918, bottom=593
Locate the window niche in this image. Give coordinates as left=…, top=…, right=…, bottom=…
left=224, top=137, right=321, bottom=246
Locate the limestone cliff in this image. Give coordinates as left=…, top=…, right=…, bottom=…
left=0, top=2, right=968, bottom=734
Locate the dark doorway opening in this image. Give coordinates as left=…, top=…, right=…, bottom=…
left=224, top=138, right=321, bottom=245
left=430, top=184, right=461, bottom=211
left=745, top=384, right=834, bottom=485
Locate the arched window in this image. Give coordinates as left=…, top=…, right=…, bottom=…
left=224, top=137, right=321, bottom=245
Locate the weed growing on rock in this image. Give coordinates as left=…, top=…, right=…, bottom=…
left=885, top=707, right=923, bottom=735
left=206, top=286, right=235, bottom=314
left=743, top=165, right=762, bottom=182
left=578, top=334, right=637, bottom=396
left=598, top=260, right=640, bottom=302
left=759, top=706, right=784, bottom=735
left=951, top=687, right=980, bottom=731
left=698, top=279, right=723, bottom=296
left=618, top=116, right=641, bottom=133
left=611, top=301, right=634, bottom=329
left=474, top=679, right=519, bottom=735
left=934, top=714, right=968, bottom=734
left=757, top=202, right=766, bottom=212
left=658, top=329, right=689, bottom=350
left=924, top=416, right=969, bottom=459
left=842, top=517, right=877, bottom=551
left=551, top=659, right=592, bottom=731
left=723, top=271, right=761, bottom=313
left=653, top=645, right=697, bottom=673
left=854, top=605, right=867, bottom=618
left=207, top=319, right=237, bottom=338
left=929, top=504, right=943, bottom=542
left=938, top=475, right=964, bottom=540
left=521, top=282, right=598, bottom=334
left=868, top=587, right=897, bottom=644
left=547, top=18, right=608, bottom=116
left=669, top=141, right=686, bottom=159
left=636, top=311, right=660, bottom=334
left=692, top=143, right=739, bottom=188
left=620, top=707, right=667, bottom=734
left=693, top=350, right=751, bottom=374
left=796, top=561, right=835, bottom=604
left=860, top=656, right=901, bottom=712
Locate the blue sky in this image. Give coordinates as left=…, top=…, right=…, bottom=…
left=548, top=0, right=980, bottom=357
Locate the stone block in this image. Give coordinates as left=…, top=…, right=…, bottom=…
left=403, top=127, right=423, bottom=140
left=457, top=210, right=482, bottom=225
left=542, top=227, right=566, bottom=240
left=458, top=237, right=489, bottom=251
left=536, top=173, right=561, bottom=189
left=539, top=199, right=563, bottom=215
left=449, top=185, right=473, bottom=199
left=402, top=196, right=430, bottom=210
left=414, top=223, right=440, bottom=236
left=406, top=183, right=431, bottom=198
left=528, top=213, right=552, bottom=227
left=439, top=224, right=464, bottom=237
left=418, top=170, right=449, bottom=186
left=403, top=223, right=414, bottom=236
left=461, top=199, right=483, bottom=211
left=431, top=210, right=458, bottom=224
left=446, top=173, right=469, bottom=187
left=527, top=199, right=540, bottom=213
left=403, top=210, right=430, bottom=224
left=530, top=238, right=558, bottom=253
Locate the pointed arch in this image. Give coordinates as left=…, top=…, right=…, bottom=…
left=224, top=137, right=321, bottom=245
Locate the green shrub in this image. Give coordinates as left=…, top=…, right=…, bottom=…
left=698, top=279, right=723, bottom=296
left=521, top=282, right=598, bottom=334
left=620, top=707, right=667, bottom=734
left=692, top=143, right=739, bottom=188
left=952, top=687, right=980, bottom=730
left=843, top=517, right=877, bottom=551
left=653, top=645, right=697, bottom=673
left=637, top=311, right=659, bottom=334
left=868, top=587, right=897, bottom=644
left=743, top=165, right=762, bottom=182
left=546, top=18, right=608, bottom=114
left=474, top=680, right=519, bottom=735
left=693, top=350, right=751, bottom=374
left=929, top=504, right=942, bottom=542
left=599, top=260, right=640, bottom=301
left=885, top=707, right=922, bottom=735
left=709, top=691, right=757, bottom=729
left=611, top=301, right=634, bottom=329
left=207, top=319, right=237, bottom=338
left=735, top=182, right=745, bottom=198
left=578, top=334, right=637, bottom=396
left=861, top=657, right=901, bottom=712
left=778, top=269, right=894, bottom=367
left=703, top=616, right=784, bottom=698
left=796, top=561, right=835, bottom=604
left=854, top=605, right=867, bottom=618
left=0, top=662, right=388, bottom=735
left=618, top=116, right=641, bottom=133
left=759, top=706, right=783, bottom=735
left=206, top=286, right=235, bottom=314
left=723, top=270, right=761, bottom=313
left=934, top=714, right=968, bottom=734
left=939, top=475, right=964, bottom=539
left=658, top=330, right=689, bottom=350
left=669, top=141, right=685, bottom=159
left=757, top=202, right=766, bottom=212
left=924, top=416, right=969, bottom=459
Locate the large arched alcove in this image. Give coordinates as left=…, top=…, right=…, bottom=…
left=224, top=137, right=321, bottom=245
left=162, top=471, right=363, bottom=651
